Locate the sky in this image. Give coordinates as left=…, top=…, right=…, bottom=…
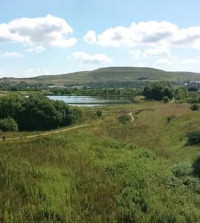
left=1, top=0, right=200, bottom=77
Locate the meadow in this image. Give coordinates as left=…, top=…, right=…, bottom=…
left=0, top=102, right=200, bottom=223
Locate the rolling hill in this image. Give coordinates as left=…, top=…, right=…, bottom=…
left=1, top=67, right=200, bottom=86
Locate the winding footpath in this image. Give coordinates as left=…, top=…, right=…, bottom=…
left=4, top=124, right=90, bottom=142
left=3, top=112, right=135, bottom=142
left=128, top=112, right=135, bottom=122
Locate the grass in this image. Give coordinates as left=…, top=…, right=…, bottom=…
left=0, top=102, right=200, bottom=222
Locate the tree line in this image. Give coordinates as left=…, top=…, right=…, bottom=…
left=143, top=82, right=188, bottom=101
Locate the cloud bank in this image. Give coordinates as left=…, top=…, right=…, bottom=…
left=84, top=21, right=200, bottom=49
left=0, top=15, right=77, bottom=48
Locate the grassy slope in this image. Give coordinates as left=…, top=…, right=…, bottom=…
left=2, top=67, right=200, bottom=85
left=0, top=103, right=200, bottom=222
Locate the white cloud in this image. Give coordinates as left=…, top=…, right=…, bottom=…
left=69, top=51, right=113, bottom=64
left=83, top=30, right=97, bottom=44
left=86, top=21, right=200, bottom=50
left=182, top=59, right=198, bottom=64
left=129, top=46, right=170, bottom=62
left=155, top=57, right=198, bottom=67
left=0, top=15, right=77, bottom=48
left=143, top=46, right=170, bottom=57
left=25, top=46, right=45, bottom=53
left=0, top=52, right=24, bottom=58
left=129, top=50, right=142, bottom=60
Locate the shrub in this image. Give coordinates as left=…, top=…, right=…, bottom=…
left=166, top=115, right=175, bottom=124
left=187, top=131, right=200, bottom=145
left=172, top=162, right=193, bottom=178
left=96, top=109, right=103, bottom=118
left=163, top=96, right=169, bottom=104
left=118, top=114, right=131, bottom=124
left=170, top=162, right=200, bottom=192
left=188, top=97, right=200, bottom=104
left=174, top=87, right=188, bottom=100
left=190, top=103, right=199, bottom=111
left=0, top=117, right=18, bottom=132
left=71, top=107, right=84, bottom=123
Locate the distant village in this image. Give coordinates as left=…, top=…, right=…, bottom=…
left=185, top=81, right=200, bottom=91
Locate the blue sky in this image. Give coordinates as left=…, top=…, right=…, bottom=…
left=1, top=0, right=200, bottom=77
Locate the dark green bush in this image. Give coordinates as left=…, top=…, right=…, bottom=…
left=117, top=114, right=131, bottom=124
left=0, top=117, right=18, bottom=132
left=163, top=96, right=169, bottom=104
left=96, top=110, right=103, bottom=118
left=0, top=94, right=83, bottom=131
left=187, top=131, right=200, bottom=145
left=190, top=103, right=199, bottom=111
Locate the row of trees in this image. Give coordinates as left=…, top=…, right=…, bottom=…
left=143, top=82, right=188, bottom=101
left=52, top=87, right=141, bottom=97
left=0, top=94, right=83, bottom=131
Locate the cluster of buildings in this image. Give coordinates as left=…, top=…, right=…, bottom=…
left=185, top=81, right=200, bottom=91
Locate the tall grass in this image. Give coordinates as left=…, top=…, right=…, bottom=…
left=0, top=102, right=200, bottom=222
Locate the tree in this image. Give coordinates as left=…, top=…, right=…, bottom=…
left=0, top=118, right=18, bottom=132
left=174, top=87, right=188, bottom=100
left=18, top=95, right=62, bottom=130
left=0, top=94, right=83, bottom=131
left=143, top=82, right=174, bottom=101
left=0, top=94, right=23, bottom=119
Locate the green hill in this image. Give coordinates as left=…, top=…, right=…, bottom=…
left=1, top=67, right=200, bottom=85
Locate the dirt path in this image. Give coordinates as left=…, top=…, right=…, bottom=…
left=128, top=112, right=135, bottom=122
left=4, top=124, right=90, bottom=142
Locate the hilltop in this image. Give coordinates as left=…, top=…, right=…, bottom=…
left=1, top=67, right=200, bottom=86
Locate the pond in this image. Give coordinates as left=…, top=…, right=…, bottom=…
left=48, top=95, right=132, bottom=107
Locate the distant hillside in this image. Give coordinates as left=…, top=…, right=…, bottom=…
left=1, top=67, right=200, bottom=86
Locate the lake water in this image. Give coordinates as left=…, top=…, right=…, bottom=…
left=48, top=96, right=131, bottom=107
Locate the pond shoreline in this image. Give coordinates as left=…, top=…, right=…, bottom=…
left=48, top=95, right=132, bottom=107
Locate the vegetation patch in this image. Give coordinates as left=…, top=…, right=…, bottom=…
left=190, top=103, right=199, bottom=111
left=117, top=114, right=131, bottom=124
left=0, top=94, right=83, bottom=131
left=187, top=131, right=200, bottom=145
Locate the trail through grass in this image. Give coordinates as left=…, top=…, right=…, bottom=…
left=0, top=102, right=200, bottom=222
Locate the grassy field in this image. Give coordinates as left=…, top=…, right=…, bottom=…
left=0, top=102, right=200, bottom=222
left=2, top=67, right=200, bottom=85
